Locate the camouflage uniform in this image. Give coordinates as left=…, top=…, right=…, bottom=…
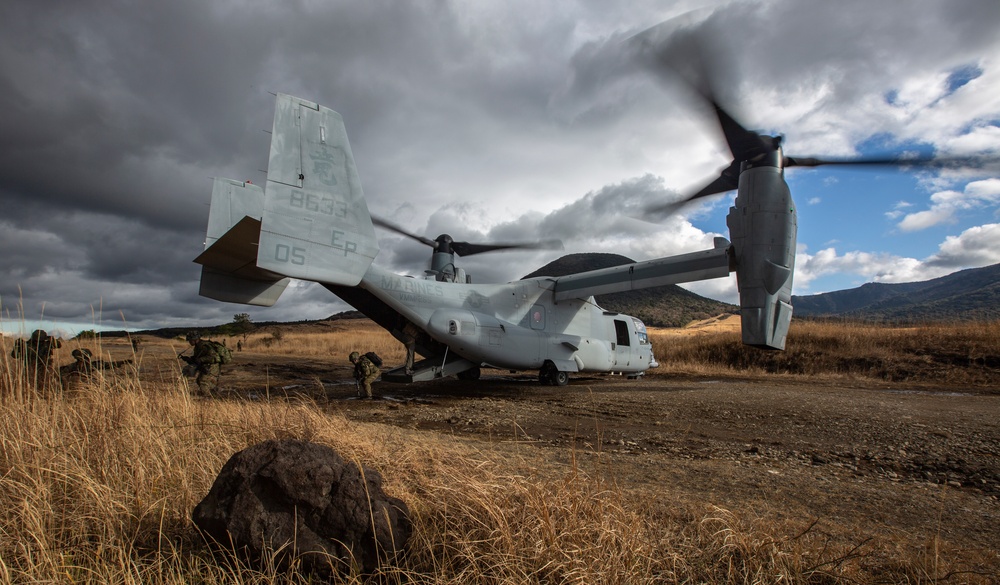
left=60, top=349, right=94, bottom=395
left=184, top=333, right=223, bottom=396
left=402, top=322, right=420, bottom=374
left=60, top=349, right=133, bottom=395
left=11, top=329, right=61, bottom=391
left=350, top=351, right=379, bottom=398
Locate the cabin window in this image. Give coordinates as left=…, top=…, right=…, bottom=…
left=614, top=319, right=630, bottom=346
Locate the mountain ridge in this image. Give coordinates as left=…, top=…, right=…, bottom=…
left=792, top=263, right=1000, bottom=321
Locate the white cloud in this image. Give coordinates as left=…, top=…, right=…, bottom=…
left=897, top=178, right=1000, bottom=231
left=795, top=221, right=1000, bottom=295
left=926, top=223, right=1000, bottom=267
left=797, top=248, right=941, bottom=286
left=898, top=208, right=956, bottom=231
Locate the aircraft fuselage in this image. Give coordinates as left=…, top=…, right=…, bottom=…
left=359, top=264, right=655, bottom=374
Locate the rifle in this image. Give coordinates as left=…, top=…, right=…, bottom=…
left=176, top=346, right=196, bottom=368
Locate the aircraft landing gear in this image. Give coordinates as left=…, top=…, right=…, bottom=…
left=539, top=362, right=568, bottom=386
left=457, top=366, right=481, bottom=381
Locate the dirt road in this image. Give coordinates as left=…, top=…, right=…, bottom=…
left=132, top=335, right=999, bottom=568
left=321, top=373, right=998, bottom=550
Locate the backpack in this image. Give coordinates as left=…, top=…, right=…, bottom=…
left=364, top=351, right=383, bottom=367
left=212, top=341, right=233, bottom=365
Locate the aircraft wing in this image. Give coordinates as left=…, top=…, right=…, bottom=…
left=552, top=240, right=732, bottom=302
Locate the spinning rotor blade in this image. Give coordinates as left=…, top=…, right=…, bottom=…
left=783, top=153, right=1000, bottom=171
left=371, top=215, right=438, bottom=249
left=450, top=239, right=564, bottom=258
left=711, top=102, right=773, bottom=163
left=645, top=151, right=1000, bottom=220
left=632, top=20, right=1000, bottom=221
left=372, top=215, right=563, bottom=257
left=642, top=165, right=738, bottom=218
left=632, top=23, right=781, bottom=217
left=633, top=20, right=773, bottom=164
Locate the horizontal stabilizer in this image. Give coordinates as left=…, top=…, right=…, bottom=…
left=195, top=216, right=284, bottom=281
left=552, top=241, right=732, bottom=301
left=199, top=267, right=290, bottom=307
left=195, top=188, right=290, bottom=307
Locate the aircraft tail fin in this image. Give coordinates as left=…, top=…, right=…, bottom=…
left=195, top=178, right=290, bottom=306
left=255, top=94, right=379, bottom=286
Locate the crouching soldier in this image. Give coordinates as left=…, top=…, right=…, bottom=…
left=60, top=348, right=133, bottom=395
left=349, top=351, right=380, bottom=399
left=181, top=332, right=232, bottom=396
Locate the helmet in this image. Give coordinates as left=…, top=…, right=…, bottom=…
left=185, top=331, right=200, bottom=343
left=72, top=349, right=84, bottom=359
left=349, top=351, right=360, bottom=362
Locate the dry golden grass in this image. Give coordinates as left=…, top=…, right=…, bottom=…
left=221, top=321, right=406, bottom=363
left=650, top=318, right=1000, bottom=387
left=1, top=321, right=997, bottom=583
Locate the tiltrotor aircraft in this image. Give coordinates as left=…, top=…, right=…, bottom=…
left=194, top=32, right=979, bottom=385
left=194, top=90, right=785, bottom=385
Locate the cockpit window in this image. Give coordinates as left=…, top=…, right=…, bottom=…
left=632, top=318, right=649, bottom=345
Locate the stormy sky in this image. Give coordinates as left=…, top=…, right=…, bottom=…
left=2, top=0, right=998, bottom=335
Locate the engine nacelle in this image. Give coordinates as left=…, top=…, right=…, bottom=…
left=726, top=164, right=797, bottom=350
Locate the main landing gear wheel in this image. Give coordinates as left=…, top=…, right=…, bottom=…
left=457, top=366, right=481, bottom=381
left=539, top=363, right=568, bottom=386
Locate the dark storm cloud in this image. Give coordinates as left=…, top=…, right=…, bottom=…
left=0, top=0, right=484, bottom=329
left=0, top=1, right=276, bottom=229
left=1, top=0, right=998, bottom=332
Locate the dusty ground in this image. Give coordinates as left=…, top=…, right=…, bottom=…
left=122, top=332, right=1000, bottom=571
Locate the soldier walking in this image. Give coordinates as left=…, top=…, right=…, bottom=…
left=401, top=322, right=420, bottom=375
left=180, top=332, right=231, bottom=396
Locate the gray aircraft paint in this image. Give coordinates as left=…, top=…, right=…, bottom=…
left=196, top=93, right=799, bottom=383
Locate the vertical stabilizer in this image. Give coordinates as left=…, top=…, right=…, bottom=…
left=205, top=178, right=264, bottom=244
left=256, top=94, right=379, bottom=286
left=195, top=178, right=291, bottom=306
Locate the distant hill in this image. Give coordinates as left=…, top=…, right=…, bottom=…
left=792, top=263, right=1000, bottom=322
left=522, top=253, right=737, bottom=327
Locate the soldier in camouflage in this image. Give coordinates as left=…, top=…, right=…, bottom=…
left=59, top=348, right=133, bottom=394
left=11, top=329, right=61, bottom=391
left=349, top=351, right=379, bottom=399
left=182, top=331, right=224, bottom=396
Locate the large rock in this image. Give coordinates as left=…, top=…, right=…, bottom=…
left=192, top=439, right=410, bottom=575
